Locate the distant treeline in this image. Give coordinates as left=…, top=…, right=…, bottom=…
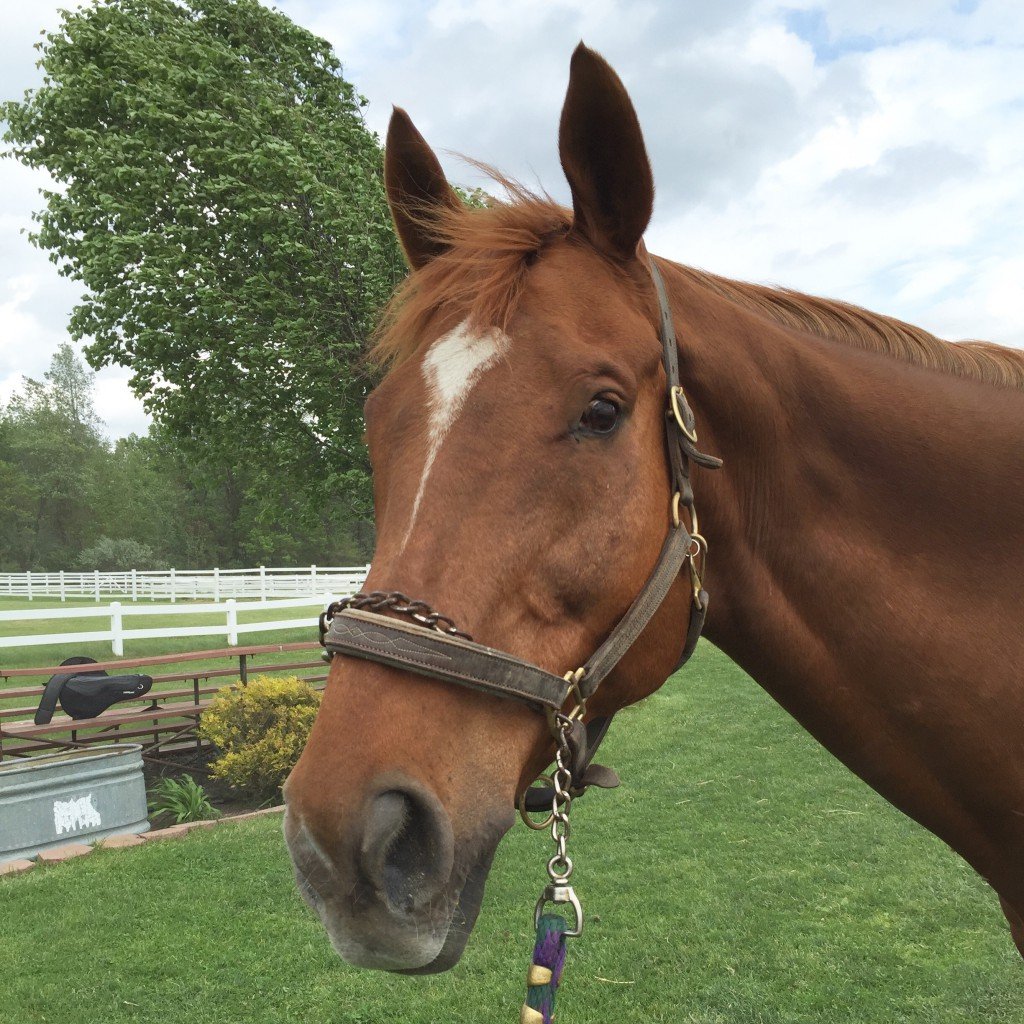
left=0, top=345, right=373, bottom=572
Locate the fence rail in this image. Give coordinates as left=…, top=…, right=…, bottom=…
left=0, top=564, right=370, bottom=603
left=0, top=642, right=327, bottom=761
left=0, top=593, right=356, bottom=656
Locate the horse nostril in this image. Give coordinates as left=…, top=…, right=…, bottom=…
left=360, top=786, right=454, bottom=914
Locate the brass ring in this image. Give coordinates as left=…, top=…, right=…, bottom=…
left=518, top=774, right=556, bottom=830
left=672, top=494, right=699, bottom=537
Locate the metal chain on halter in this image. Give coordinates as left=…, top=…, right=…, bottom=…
left=319, top=591, right=473, bottom=658
left=521, top=712, right=582, bottom=1023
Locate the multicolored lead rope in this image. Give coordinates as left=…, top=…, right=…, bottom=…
left=521, top=914, right=568, bottom=1023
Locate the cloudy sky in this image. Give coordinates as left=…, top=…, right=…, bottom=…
left=2, top=0, right=1022, bottom=439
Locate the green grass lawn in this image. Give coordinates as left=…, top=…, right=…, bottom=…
left=2, top=643, right=1021, bottom=1022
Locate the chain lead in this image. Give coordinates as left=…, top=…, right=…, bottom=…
left=533, top=714, right=584, bottom=938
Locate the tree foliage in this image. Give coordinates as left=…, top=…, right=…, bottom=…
left=75, top=536, right=166, bottom=571
left=2, top=0, right=404, bottom=520
left=0, top=347, right=373, bottom=570
left=0, top=344, right=108, bottom=569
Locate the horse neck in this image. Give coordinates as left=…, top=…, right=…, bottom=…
left=664, top=261, right=1024, bottom=784
left=656, top=261, right=1024, bottom=895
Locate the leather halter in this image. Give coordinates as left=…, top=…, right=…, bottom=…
left=320, top=258, right=722, bottom=806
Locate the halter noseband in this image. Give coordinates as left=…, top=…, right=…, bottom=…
left=318, top=258, right=722, bottom=803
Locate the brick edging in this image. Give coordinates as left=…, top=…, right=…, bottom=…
left=1, top=805, right=285, bottom=876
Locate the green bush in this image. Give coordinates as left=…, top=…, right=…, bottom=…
left=76, top=536, right=168, bottom=570
left=147, top=774, right=220, bottom=825
left=198, top=676, right=321, bottom=798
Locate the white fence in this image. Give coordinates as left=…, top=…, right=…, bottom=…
left=0, top=565, right=370, bottom=603
left=0, top=593, right=355, bottom=657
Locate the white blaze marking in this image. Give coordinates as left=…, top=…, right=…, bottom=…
left=53, top=793, right=101, bottom=835
left=401, top=319, right=510, bottom=550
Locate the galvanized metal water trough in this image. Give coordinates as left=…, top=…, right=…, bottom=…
left=0, top=743, right=149, bottom=863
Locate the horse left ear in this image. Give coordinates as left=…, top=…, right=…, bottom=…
left=558, top=44, right=654, bottom=262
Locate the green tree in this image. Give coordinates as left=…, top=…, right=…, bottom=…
left=45, top=342, right=102, bottom=430
left=0, top=346, right=374, bottom=572
left=94, top=426, right=374, bottom=569
left=0, top=345, right=109, bottom=568
left=2, top=0, right=404, bottom=522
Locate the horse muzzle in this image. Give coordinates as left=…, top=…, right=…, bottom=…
left=283, top=772, right=509, bottom=973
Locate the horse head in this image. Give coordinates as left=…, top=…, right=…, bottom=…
left=284, top=45, right=707, bottom=973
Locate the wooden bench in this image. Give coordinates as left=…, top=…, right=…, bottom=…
left=0, top=642, right=327, bottom=761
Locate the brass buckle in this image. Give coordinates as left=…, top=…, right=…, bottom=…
left=544, top=667, right=587, bottom=737
left=562, top=667, right=587, bottom=721
left=670, top=385, right=699, bottom=443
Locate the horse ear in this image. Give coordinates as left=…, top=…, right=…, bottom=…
left=558, top=44, right=654, bottom=262
left=385, top=107, right=462, bottom=270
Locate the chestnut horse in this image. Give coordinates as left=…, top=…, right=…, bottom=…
left=284, top=45, right=1024, bottom=975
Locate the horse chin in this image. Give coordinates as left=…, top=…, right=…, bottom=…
left=302, top=825, right=506, bottom=975
left=394, top=847, right=496, bottom=975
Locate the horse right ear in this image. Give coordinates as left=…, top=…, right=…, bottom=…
left=385, top=107, right=462, bottom=270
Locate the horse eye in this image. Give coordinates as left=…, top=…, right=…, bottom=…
left=579, top=397, right=620, bottom=434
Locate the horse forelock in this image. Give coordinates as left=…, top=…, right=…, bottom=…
left=372, top=173, right=571, bottom=369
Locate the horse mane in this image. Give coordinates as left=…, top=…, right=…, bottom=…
left=678, top=267, right=1024, bottom=391
left=372, top=178, right=1024, bottom=391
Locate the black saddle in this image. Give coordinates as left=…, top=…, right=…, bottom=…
left=34, top=656, right=153, bottom=725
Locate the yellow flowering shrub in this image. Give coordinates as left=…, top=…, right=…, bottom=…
left=199, top=675, right=321, bottom=797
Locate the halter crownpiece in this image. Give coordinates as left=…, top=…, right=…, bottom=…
left=318, top=256, right=720, bottom=1020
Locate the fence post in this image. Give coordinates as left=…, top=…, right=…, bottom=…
left=93, top=569, right=100, bottom=602
left=131, top=568, right=138, bottom=603
left=26, top=571, right=33, bottom=602
left=226, top=598, right=238, bottom=646
left=170, top=567, right=176, bottom=604
left=239, top=653, right=248, bottom=685
left=110, top=601, right=124, bottom=656
left=310, top=564, right=318, bottom=593
left=213, top=567, right=220, bottom=603
left=259, top=565, right=267, bottom=602
left=59, top=570, right=66, bottom=603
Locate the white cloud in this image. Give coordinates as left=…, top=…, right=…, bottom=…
left=647, top=32, right=1024, bottom=345
left=92, top=366, right=149, bottom=438
left=1, top=0, right=1021, bottom=444
left=296, top=0, right=1024, bottom=345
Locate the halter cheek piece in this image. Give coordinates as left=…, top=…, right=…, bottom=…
left=319, top=258, right=722, bottom=809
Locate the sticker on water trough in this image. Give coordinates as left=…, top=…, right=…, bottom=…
left=53, top=793, right=102, bottom=836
